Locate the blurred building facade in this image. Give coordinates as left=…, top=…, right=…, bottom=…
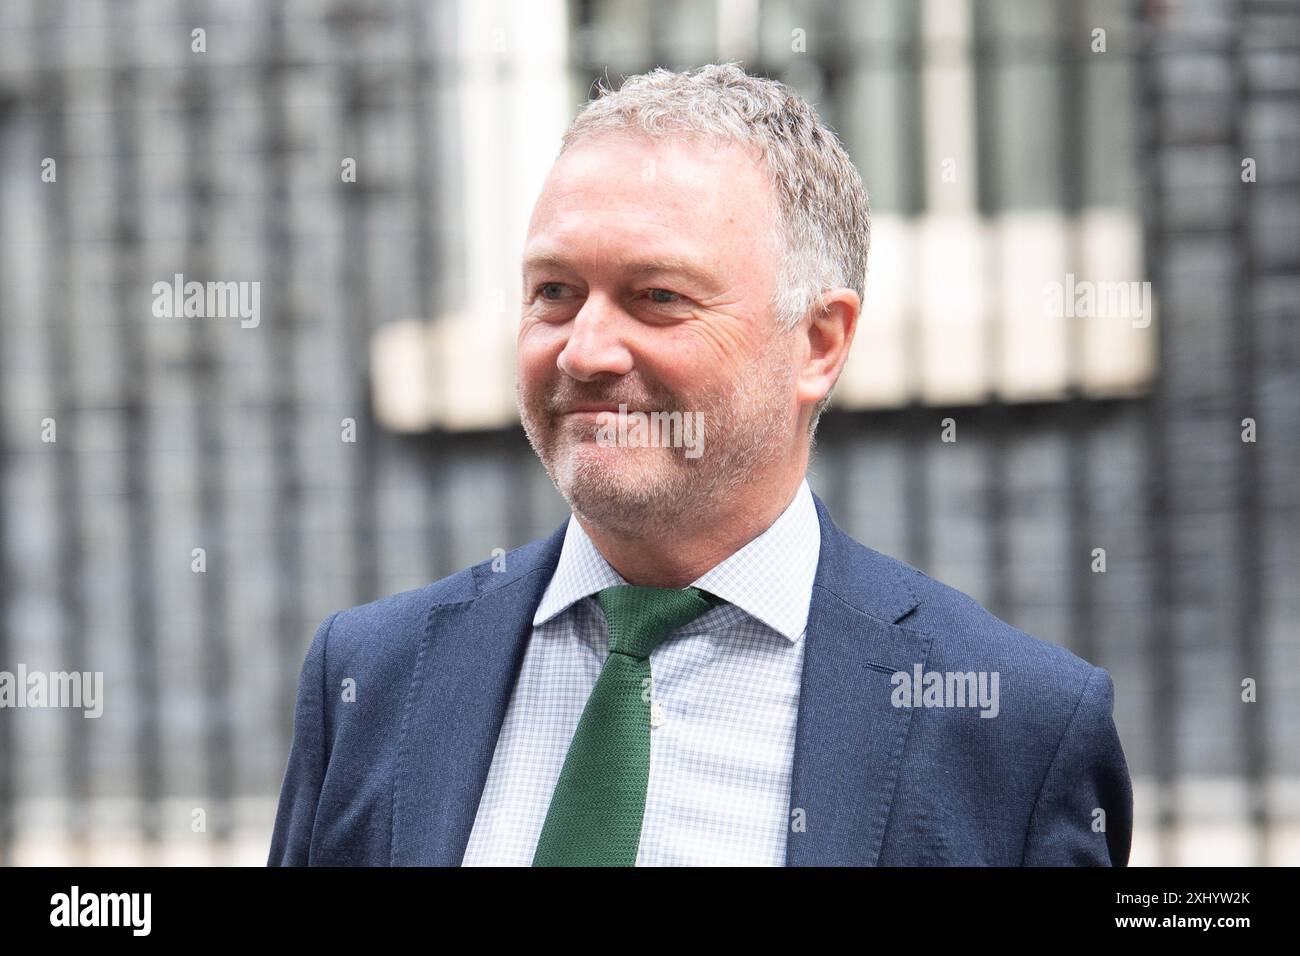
left=0, top=0, right=1296, bottom=865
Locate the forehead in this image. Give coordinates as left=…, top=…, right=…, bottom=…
left=524, top=131, right=775, bottom=261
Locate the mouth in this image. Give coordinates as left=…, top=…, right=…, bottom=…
left=562, top=405, right=640, bottom=416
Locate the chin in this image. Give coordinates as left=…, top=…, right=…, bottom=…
left=554, top=448, right=690, bottom=529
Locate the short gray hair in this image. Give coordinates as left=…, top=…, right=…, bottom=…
left=559, top=62, right=870, bottom=434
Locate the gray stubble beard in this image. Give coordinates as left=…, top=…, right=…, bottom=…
left=517, top=335, right=799, bottom=541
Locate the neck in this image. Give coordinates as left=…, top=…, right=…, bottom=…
left=575, top=464, right=808, bottom=589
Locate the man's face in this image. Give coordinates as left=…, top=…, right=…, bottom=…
left=516, top=132, right=802, bottom=537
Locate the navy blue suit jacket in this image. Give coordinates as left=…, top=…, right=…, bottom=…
left=268, top=493, right=1132, bottom=866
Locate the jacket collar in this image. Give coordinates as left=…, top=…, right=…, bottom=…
left=390, top=491, right=933, bottom=866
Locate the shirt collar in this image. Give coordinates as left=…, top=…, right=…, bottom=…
left=532, top=478, right=821, bottom=643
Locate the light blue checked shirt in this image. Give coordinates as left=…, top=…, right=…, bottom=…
left=461, top=478, right=820, bottom=866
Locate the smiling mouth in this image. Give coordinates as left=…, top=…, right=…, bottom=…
left=562, top=405, right=646, bottom=416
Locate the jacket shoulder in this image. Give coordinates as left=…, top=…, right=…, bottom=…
left=317, top=528, right=561, bottom=667
left=871, top=548, right=1101, bottom=691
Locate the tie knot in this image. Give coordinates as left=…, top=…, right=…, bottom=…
left=595, top=585, right=720, bottom=660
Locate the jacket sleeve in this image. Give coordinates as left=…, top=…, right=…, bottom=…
left=267, top=612, right=339, bottom=866
left=1021, top=665, right=1133, bottom=866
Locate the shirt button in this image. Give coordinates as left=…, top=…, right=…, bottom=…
left=650, top=700, right=667, bottom=728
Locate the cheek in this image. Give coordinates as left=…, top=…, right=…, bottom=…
left=653, top=320, right=751, bottom=387
left=628, top=331, right=704, bottom=394
left=517, top=323, right=565, bottom=383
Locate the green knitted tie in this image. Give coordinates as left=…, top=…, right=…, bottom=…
left=532, top=584, right=720, bottom=867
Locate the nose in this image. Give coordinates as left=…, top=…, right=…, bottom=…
left=556, top=293, right=634, bottom=382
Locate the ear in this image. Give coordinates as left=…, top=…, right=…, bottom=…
left=795, top=287, right=860, bottom=411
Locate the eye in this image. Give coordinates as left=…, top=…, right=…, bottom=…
left=643, top=288, right=682, bottom=305
left=534, top=282, right=569, bottom=301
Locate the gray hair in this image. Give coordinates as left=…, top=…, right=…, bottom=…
left=559, top=62, right=871, bottom=434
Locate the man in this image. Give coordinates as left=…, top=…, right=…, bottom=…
left=268, top=63, right=1132, bottom=867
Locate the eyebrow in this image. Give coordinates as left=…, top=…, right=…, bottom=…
left=521, top=251, right=721, bottom=290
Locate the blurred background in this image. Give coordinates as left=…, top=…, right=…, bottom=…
left=0, top=0, right=1296, bottom=866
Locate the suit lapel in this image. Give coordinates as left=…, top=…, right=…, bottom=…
left=391, top=521, right=567, bottom=866
left=784, top=495, right=934, bottom=866
left=391, top=493, right=932, bottom=867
